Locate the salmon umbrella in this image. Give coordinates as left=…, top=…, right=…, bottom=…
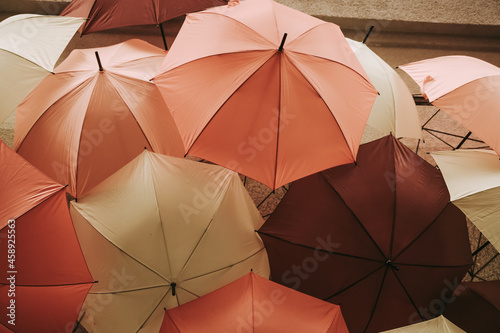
left=70, top=150, right=270, bottom=333
left=258, top=135, right=472, bottom=333
left=431, top=149, right=500, bottom=252
left=442, top=281, right=500, bottom=332
left=346, top=38, right=421, bottom=142
left=14, top=39, right=184, bottom=199
left=60, top=0, right=227, bottom=49
left=0, top=14, right=84, bottom=125
left=160, top=271, right=349, bottom=333
left=380, top=315, right=465, bottom=333
left=154, top=0, right=378, bottom=190
left=399, top=56, right=500, bottom=154
left=0, top=139, right=94, bottom=332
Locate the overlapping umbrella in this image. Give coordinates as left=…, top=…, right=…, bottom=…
left=0, top=14, right=84, bottom=124
left=14, top=39, right=184, bottom=198
left=380, top=315, right=465, bottom=333
left=70, top=151, right=269, bottom=332
left=154, top=0, right=377, bottom=190
left=258, top=135, right=472, bottom=332
left=0, top=139, right=93, bottom=333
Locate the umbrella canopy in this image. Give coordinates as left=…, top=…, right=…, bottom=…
left=70, top=150, right=270, bottom=333
left=154, top=0, right=378, bottom=190
left=442, top=281, right=500, bottom=332
left=160, top=271, right=349, bottom=333
left=14, top=39, right=185, bottom=199
left=61, top=0, right=227, bottom=34
left=400, top=56, right=500, bottom=154
left=380, top=315, right=465, bottom=333
left=346, top=38, right=421, bottom=142
left=258, top=135, right=472, bottom=333
left=0, top=139, right=93, bottom=332
left=431, top=149, right=500, bottom=252
left=0, top=14, right=84, bottom=125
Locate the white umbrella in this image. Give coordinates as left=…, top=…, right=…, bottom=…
left=432, top=149, right=500, bottom=252
left=346, top=38, right=421, bottom=142
left=380, top=315, right=465, bottom=333
left=70, top=151, right=270, bottom=333
left=0, top=14, right=84, bottom=124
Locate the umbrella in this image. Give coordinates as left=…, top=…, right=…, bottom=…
left=160, top=271, right=349, bottom=333
left=442, top=281, right=500, bottom=332
left=70, top=150, right=270, bottom=333
left=154, top=0, right=378, bottom=190
left=399, top=56, right=500, bottom=153
left=346, top=38, right=421, bottom=142
left=431, top=149, right=500, bottom=252
left=14, top=39, right=185, bottom=199
left=60, top=0, right=228, bottom=49
left=0, top=139, right=93, bottom=332
left=0, top=14, right=84, bottom=125
left=380, top=315, right=465, bottom=333
left=258, top=135, right=472, bottom=333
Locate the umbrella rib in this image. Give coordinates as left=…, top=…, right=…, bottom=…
left=395, top=262, right=473, bottom=268
left=258, top=230, right=384, bottom=262
left=135, top=289, right=170, bottom=333
left=272, top=52, right=282, bottom=189
left=318, top=173, right=387, bottom=259
left=323, top=263, right=386, bottom=301
left=363, top=266, right=389, bottom=333
left=88, top=284, right=169, bottom=295
left=181, top=247, right=266, bottom=283
left=2, top=281, right=95, bottom=288
left=185, top=51, right=275, bottom=156
left=390, top=269, right=424, bottom=321
left=392, top=203, right=448, bottom=261
left=389, top=137, right=397, bottom=259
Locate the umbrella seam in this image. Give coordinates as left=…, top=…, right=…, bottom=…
left=135, top=288, right=170, bottom=332
left=389, top=136, right=398, bottom=259
left=363, top=266, right=389, bottom=333
left=4, top=186, right=65, bottom=222
left=390, top=268, right=425, bottom=322
left=272, top=52, right=282, bottom=189
left=3, top=281, right=95, bottom=288
left=88, top=284, right=170, bottom=295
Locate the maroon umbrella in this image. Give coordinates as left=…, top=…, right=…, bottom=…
left=258, top=135, right=472, bottom=333
left=442, top=281, right=500, bottom=332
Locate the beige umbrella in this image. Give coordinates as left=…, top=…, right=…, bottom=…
left=380, top=315, right=465, bottom=333
left=70, top=151, right=269, bottom=333
left=432, top=149, right=500, bottom=252
left=0, top=14, right=84, bottom=124
left=346, top=38, right=421, bottom=142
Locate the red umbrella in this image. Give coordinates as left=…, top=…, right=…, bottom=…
left=0, top=139, right=93, bottom=332
left=442, top=281, right=500, bottom=332
left=160, top=272, right=349, bottom=333
left=258, top=135, right=472, bottom=333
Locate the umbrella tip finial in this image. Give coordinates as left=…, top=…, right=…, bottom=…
left=95, top=51, right=104, bottom=72
left=278, top=33, right=288, bottom=52
left=362, top=25, right=375, bottom=44
left=250, top=268, right=253, bottom=272
left=170, top=282, right=177, bottom=296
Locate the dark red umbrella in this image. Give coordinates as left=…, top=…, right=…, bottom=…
left=258, top=135, right=472, bottom=333
left=442, top=281, right=500, bottom=332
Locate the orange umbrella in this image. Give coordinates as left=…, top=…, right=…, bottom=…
left=0, top=139, right=93, bottom=332
left=160, top=272, right=349, bottom=333
left=14, top=39, right=184, bottom=199
left=154, top=0, right=378, bottom=190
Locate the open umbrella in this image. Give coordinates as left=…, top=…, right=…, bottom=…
left=258, top=135, right=472, bottom=333
left=0, top=139, right=93, bottom=332
left=14, top=39, right=184, bottom=199
left=70, top=150, right=269, bottom=333
left=400, top=56, right=500, bottom=153
left=442, top=281, right=500, bottom=332
left=160, top=271, right=349, bottom=333
left=380, top=315, right=465, bottom=333
left=0, top=14, right=84, bottom=125
left=60, top=0, right=227, bottom=49
left=154, top=0, right=377, bottom=190
left=431, top=149, right=500, bottom=252
left=346, top=38, right=421, bottom=142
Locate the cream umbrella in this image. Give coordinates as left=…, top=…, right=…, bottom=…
left=432, top=149, right=500, bottom=252
left=0, top=14, right=84, bottom=124
left=70, top=150, right=270, bottom=333
left=346, top=38, right=421, bottom=142
left=380, top=315, right=465, bottom=333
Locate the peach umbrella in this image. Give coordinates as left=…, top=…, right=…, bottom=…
left=160, top=272, right=349, bottom=333
left=70, top=151, right=269, bottom=333
left=0, top=139, right=93, bottom=333
left=14, top=39, right=184, bottom=199
left=400, top=56, right=500, bottom=154
left=154, top=0, right=378, bottom=190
